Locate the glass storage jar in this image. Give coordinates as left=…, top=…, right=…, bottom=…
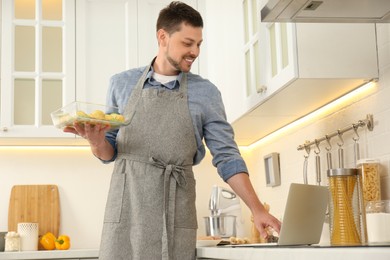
left=366, top=200, right=390, bottom=243
left=327, top=168, right=367, bottom=246
left=357, top=159, right=381, bottom=205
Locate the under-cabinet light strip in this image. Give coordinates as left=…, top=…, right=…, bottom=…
left=0, top=146, right=90, bottom=151
left=239, top=81, right=376, bottom=151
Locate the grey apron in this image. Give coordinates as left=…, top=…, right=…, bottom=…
left=99, top=64, right=198, bottom=260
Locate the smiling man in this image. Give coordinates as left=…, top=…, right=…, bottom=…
left=155, top=10, right=202, bottom=74
left=64, top=1, right=281, bottom=260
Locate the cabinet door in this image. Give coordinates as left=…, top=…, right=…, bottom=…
left=76, top=0, right=199, bottom=106
left=242, top=0, right=267, bottom=111
left=75, top=0, right=137, bottom=105
left=261, top=21, right=296, bottom=97
left=199, top=0, right=246, bottom=123
left=0, top=0, right=75, bottom=138
left=243, top=0, right=297, bottom=112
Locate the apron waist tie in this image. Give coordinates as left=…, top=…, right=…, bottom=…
left=117, top=153, right=190, bottom=260
left=150, top=157, right=187, bottom=260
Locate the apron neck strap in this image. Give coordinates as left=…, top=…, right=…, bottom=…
left=133, top=62, right=189, bottom=95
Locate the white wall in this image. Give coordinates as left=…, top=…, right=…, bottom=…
left=0, top=147, right=112, bottom=249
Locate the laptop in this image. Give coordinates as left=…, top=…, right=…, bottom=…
left=228, top=183, right=329, bottom=247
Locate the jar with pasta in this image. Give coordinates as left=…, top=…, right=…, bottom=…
left=327, top=168, right=366, bottom=246
left=357, top=159, right=381, bottom=205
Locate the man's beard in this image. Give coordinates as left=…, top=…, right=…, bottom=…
left=167, top=54, right=183, bottom=72
left=166, top=52, right=193, bottom=73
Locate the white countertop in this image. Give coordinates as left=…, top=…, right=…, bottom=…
left=2, top=246, right=389, bottom=259
left=196, top=245, right=390, bottom=260
left=0, top=249, right=99, bottom=259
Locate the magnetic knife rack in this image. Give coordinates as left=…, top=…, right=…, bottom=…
left=297, top=114, right=374, bottom=151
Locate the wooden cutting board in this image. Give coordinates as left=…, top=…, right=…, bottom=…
left=8, top=185, right=60, bottom=239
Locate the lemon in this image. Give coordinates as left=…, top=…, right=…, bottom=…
left=76, top=110, right=89, bottom=118
left=105, top=114, right=113, bottom=121
left=110, top=113, right=125, bottom=123
left=89, top=110, right=106, bottom=120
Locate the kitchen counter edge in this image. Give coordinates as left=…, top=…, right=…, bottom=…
left=196, top=245, right=390, bottom=260
left=0, top=249, right=99, bottom=259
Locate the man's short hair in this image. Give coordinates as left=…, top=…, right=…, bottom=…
left=157, top=1, right=203, bottom=35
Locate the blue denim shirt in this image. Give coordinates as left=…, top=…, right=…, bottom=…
left=103, top=66, right=248, bottom=181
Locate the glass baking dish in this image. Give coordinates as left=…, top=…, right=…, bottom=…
left=51, top=101, right=129, bottom=131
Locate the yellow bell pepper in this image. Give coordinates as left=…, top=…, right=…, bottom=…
left=39, top=232, right=56, bottom=250
left=55, top=235, right=71, bottom=250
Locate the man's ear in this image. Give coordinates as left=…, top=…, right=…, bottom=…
left=157, top=29, right=168, bottom=47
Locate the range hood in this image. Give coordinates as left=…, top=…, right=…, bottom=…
left=261, top=0, right=390, bottom=23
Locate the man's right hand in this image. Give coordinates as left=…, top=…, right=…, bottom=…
left=63, top=122, right=114, bottom=160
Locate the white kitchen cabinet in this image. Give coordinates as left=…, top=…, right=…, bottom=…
left=0, top=0, right=76, bottom=138
left=199, top=0, right=377, bottom=136
left=0, top=0, right=199, bottom=141
left=230, top=1, right=379, bottom=146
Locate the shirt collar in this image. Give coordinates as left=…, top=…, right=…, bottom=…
left=144, top=60, right=183, bottom=90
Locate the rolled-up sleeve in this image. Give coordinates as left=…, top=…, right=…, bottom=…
left=201, top=86, right=248, bottom=182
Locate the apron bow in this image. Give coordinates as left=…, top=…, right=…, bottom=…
left=150, top=157, right=187, bottom=187
left=149, top=156, right=188, bottom=259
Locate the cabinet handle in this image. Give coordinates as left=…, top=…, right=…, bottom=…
left=2, top=127, right=8, bottom=132
left=257, top=85, right=267, bottom=94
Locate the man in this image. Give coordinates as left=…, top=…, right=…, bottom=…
left=65, top=1, right=281, bottom=259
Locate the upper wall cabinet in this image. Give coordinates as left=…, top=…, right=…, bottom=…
left=231, top=0, right=379, bottom=146
left=0, top=0, right=199, bottom=141
left=0, top=0, right=75, bottom=138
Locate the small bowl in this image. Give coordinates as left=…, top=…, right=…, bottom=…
left=204, top=215, right=236, bottom=238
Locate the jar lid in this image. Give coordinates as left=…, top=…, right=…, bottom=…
left=366, top=200, right=390, bottom=213
left=357, top=158, right=379, bottom=165
left=327, top=168, right=358, bottom=177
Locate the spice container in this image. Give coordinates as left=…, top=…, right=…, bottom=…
left=327, top=168, right=367, bottom=246
left=366, top=200, right=390, bottom=243
left=357, top=159, right=381, bottom=205
left=4, top=232, right=20, bottom=251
